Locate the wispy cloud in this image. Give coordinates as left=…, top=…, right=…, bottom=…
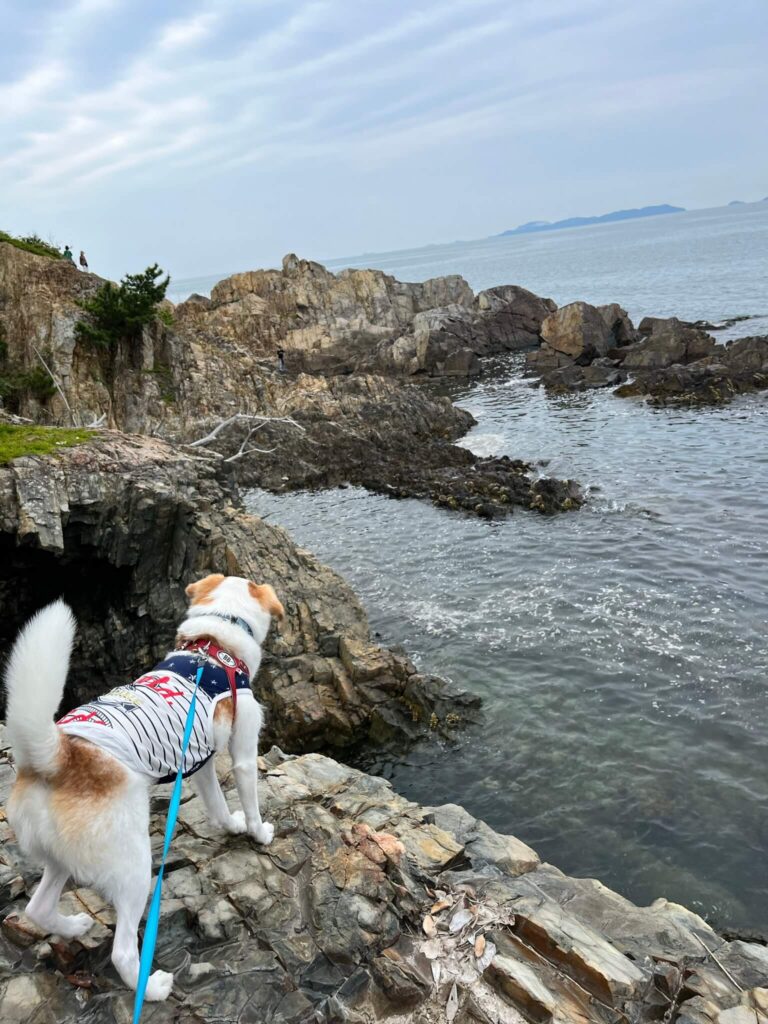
left=0, top=0, right=764, bottom=273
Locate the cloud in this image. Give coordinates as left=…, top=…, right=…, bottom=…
left=0, top=0, right=765, bottom=272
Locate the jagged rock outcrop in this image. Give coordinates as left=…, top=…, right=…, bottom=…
left=0, top=431, right=480, bottom=751
left=0, top=242, right=548, bottom=434
left=0, top=241, right=192, bottom=432
left=0, top=244, right=582, bottom=517
left=2, top=737, right=765, bottom=1024
left=177, top=254, right=556, bottom=377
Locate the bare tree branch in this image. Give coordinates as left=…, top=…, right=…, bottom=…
left=224, top=446, right=278, bottom=462
left=187, top=412, right=305, bottom=448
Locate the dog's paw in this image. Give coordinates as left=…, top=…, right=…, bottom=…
left=56, top=913, right=95, bottom=939
left=224, top=810, right=247, bottom=834
left=144, top=969, right=174, bottom=1002
left=249, top=821, right=274, bottom=846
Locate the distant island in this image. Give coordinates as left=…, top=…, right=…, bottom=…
left=498, top=204, right=686, bottom=236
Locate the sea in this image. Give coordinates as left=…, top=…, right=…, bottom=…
left=175, top=202, right=768, bottom=931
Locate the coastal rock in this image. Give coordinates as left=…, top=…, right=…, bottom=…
left=473, top=284, right=557, bottom=351
left=386, top=306, right=483, bottom=377
left=527, top=298, right=768, bottom=406
left=191, top=253, right=477, bottom=376
left=1, top=735, right=762, bottom=1024
left=540, top=301, right=635, bottom=362
left=0, top=431, right=480, bottom=750
left=180, top=253, right=556, bottom=377
left=615, top=335, right=768, bottom=405
left=620, top=318, right=717, bottom=370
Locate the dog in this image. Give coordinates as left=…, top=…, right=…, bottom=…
left=4, top=573, right=284, bottom=1002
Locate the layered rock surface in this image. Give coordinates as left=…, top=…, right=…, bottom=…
left=2, top=736, right=765, bottom=1024
left=0, top=431, right=480, bottom=751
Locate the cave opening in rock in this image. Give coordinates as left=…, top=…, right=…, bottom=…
left=0, top=532, right=146, bottom=714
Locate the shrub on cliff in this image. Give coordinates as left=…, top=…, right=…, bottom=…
left=0, top=230, right=63, bottom=260
left=75, top=264, right=170, bottom=351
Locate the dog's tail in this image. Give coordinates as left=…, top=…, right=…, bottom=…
left=4, top=600, right=76, bottom=775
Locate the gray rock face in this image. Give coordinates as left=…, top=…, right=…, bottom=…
left=1, top=738, right=763, bottom=1024
left=616, top=334, right=768, bottom=405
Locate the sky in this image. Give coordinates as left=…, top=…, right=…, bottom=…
left=0, top=0, right=766, bottom=282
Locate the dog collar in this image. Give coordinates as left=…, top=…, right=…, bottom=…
left=205, top=612, right=254, bottom=638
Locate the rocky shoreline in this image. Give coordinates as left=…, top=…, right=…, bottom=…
left=0, top=242, right=581, bottom=517
left=525, top=306, right=768, bottom=406
left=2, top=242, right=767, bottom=1021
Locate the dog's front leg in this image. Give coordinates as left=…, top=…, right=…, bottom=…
left=229, top=697, right=273, bottom=845
left=191, top=758, right=247, bottom=834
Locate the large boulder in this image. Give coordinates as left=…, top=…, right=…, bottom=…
left=540, top=301, right=635, bottom=362
left=620, top=318, right=717, bottom=370
left=474, top=285, right=556, bottom=351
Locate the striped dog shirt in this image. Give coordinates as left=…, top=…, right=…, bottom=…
left=57, top=652, right=252, bottom=782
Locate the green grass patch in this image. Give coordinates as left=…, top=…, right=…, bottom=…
left=0, top=231, right=63, bottom=260
left=0, top=424, right=94, bottom=465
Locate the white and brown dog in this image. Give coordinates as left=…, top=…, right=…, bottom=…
left=4, top=573, right=283, bottom=1002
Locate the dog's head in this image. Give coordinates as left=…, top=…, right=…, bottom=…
left=185, top=573, right=285, bottom=644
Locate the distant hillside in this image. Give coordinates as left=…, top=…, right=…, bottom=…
left=498, top=204, right=685, bottom=236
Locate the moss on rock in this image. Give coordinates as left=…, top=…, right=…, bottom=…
left=0, top=424, right=93, bottom=465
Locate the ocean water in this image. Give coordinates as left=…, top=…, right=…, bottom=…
left=240, top=203, right=768, bottom=931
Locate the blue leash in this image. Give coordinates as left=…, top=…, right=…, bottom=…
left=132, top=665, right=202, bottom=1023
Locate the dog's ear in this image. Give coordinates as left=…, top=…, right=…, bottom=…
left=248, top=582, right=285, bottom=621
left=186, top=573, right=226, bottom=603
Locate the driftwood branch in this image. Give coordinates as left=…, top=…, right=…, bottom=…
left=224, top=445, right=278, bottom=462
left=188, top=413, right=305, bottom=449
left=31, top=345, right=77, bottom=426
left=222, top=421, right=279, bottom=462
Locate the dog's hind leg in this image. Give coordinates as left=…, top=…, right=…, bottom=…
left=106, top=840, right=174, bottom=1002
left=25, top=862, right=94, bottom=939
